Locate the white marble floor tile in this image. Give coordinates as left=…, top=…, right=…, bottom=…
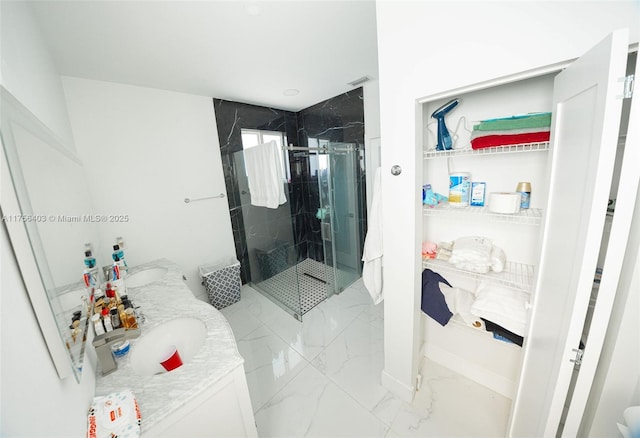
left=357, top=299, right=384, bottom=330
left=236, top=325, right=308, bottom=413
left=220, top=303, right=263, bottom=341
left=384, top=428, right=403, bottom=438
left=223, top=285, right=287, bottom=326
left=311, top=317, right=401, bottom=425
left=254, top=364, right=388, bottom=438
left=333, top=280, right=376, bottom=315
left=389, top=359, right=512, bottom=437
left=267, top=292, right=363, bottom=361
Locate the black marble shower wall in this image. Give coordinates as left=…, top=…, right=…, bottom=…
left=296, top=89, right=366, bottom=264
left=213, top=99, right=297, bottom=283
left=213, top=88, right=366, bottom=284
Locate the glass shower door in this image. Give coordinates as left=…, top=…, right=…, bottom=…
left=318, top=142, right=363, bottom=295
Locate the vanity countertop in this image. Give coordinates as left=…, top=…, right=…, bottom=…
left=94, top=258, right=244, bottom=431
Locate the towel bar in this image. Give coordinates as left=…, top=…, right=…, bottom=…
left=184, top=193, right=226, bottom=203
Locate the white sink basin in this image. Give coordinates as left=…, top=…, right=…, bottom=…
left=129, top=317, right=207, bottom=376
left=125, top=267, right=168, bottom=288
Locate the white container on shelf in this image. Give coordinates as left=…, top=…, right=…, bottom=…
left=488, top=192, right=522, bottom=214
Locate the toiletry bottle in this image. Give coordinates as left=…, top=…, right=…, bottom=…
left=102, top=308, right=113, bottom=332
left=92, top=313, right=105, bottom=336
left=118, top=304, right=129, bottom=329
left=516, top=182, right=532, bottom=209
left=110, top=308, right=121, bottom=329
left=83, top=249, right=99, bottom=287
left=111, top=260, right=120, bottom=282
left=83, top=269, right=93, bottom=288
left=95, top=292, right=105, bottom=311
left=125, top=308, right=138, bottom=329
left=105, top=283, right=115, bottom=300
left=83, top=247, right=96, bottom=269
left=112, top=244, right=128, bottom=275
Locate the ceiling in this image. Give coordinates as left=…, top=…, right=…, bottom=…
left=30, top=1, right=379, bottom=111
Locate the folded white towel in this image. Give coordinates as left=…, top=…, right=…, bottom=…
left=490, top=245, right=506, bottom=273
left=362, top=167, right=383, bottom=304
left=470, top=282, right=530, bottom=336
left=449, top=236, right=493, bottom=272
left=244, top=140, right=287, bottom=209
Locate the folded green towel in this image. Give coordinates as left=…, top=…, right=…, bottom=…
left=473, top=112, right=552, bottom=131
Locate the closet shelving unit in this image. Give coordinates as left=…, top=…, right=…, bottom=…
left=422, top=258, right=536, bottom=293
left=418, top=72, right=556, bottom=399
left=423, top=203, right=543, bottom=226
left=414, top=31, right=637, bottom=436
left=422, top=141, right=548, bottom=293
left=423, top=140, right=550, bottom=159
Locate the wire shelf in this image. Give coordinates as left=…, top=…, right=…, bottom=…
left=423, top=204, right=543, bottom=226
left=424, top=141, right=550, bottom=159
left=422, top=258, right=536, bottom=292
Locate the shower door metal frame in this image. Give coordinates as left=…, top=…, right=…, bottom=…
left=316, top=142, right=363, bottom=297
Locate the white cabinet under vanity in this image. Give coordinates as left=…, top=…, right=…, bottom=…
left=93, top=259, right=257, bottom=437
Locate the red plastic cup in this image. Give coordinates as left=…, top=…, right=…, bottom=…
left=159, top=345, right=183, bottom=372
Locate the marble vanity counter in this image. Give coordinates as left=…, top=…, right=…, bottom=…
left=94, top=258, right=244, bottom=432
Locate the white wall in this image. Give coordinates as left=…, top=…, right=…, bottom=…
left=0, top=1, right=75, bottom=148
left=1, top=226, right=97, bottom=437
left=62, top=77, right=236, bottom=300
left=0, top=2, right=97, bottom=436
left=363, top=79, right=381, bottom=212
left=375, top=0, right=640, bottom=402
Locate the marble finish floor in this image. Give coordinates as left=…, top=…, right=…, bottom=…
left=221, top=280, right=511, bottom=437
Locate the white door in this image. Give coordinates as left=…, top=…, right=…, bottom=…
left=508, top=29, right=630, bottom=437
left=561, top=51, right=639, bottom=437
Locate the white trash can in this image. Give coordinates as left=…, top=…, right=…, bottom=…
left=199, top=259, right=241, bottom=309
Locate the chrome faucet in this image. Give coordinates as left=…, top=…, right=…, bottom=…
left=92, top=327, right=140, bottom=375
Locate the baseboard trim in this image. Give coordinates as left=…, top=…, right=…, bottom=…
left=381, top=369, right=415, bottom=403
left=423, top=342, right=515, bottom=399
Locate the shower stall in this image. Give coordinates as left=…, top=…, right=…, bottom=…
left=233, top=142, right=366, bottom=320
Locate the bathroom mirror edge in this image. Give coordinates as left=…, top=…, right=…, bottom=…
left=1, top=85, right=94, bottom=382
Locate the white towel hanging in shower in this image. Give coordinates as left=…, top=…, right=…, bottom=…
left=244, top=140, right=287, bottom=209
left=362, top=167, right=383, bottom=304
